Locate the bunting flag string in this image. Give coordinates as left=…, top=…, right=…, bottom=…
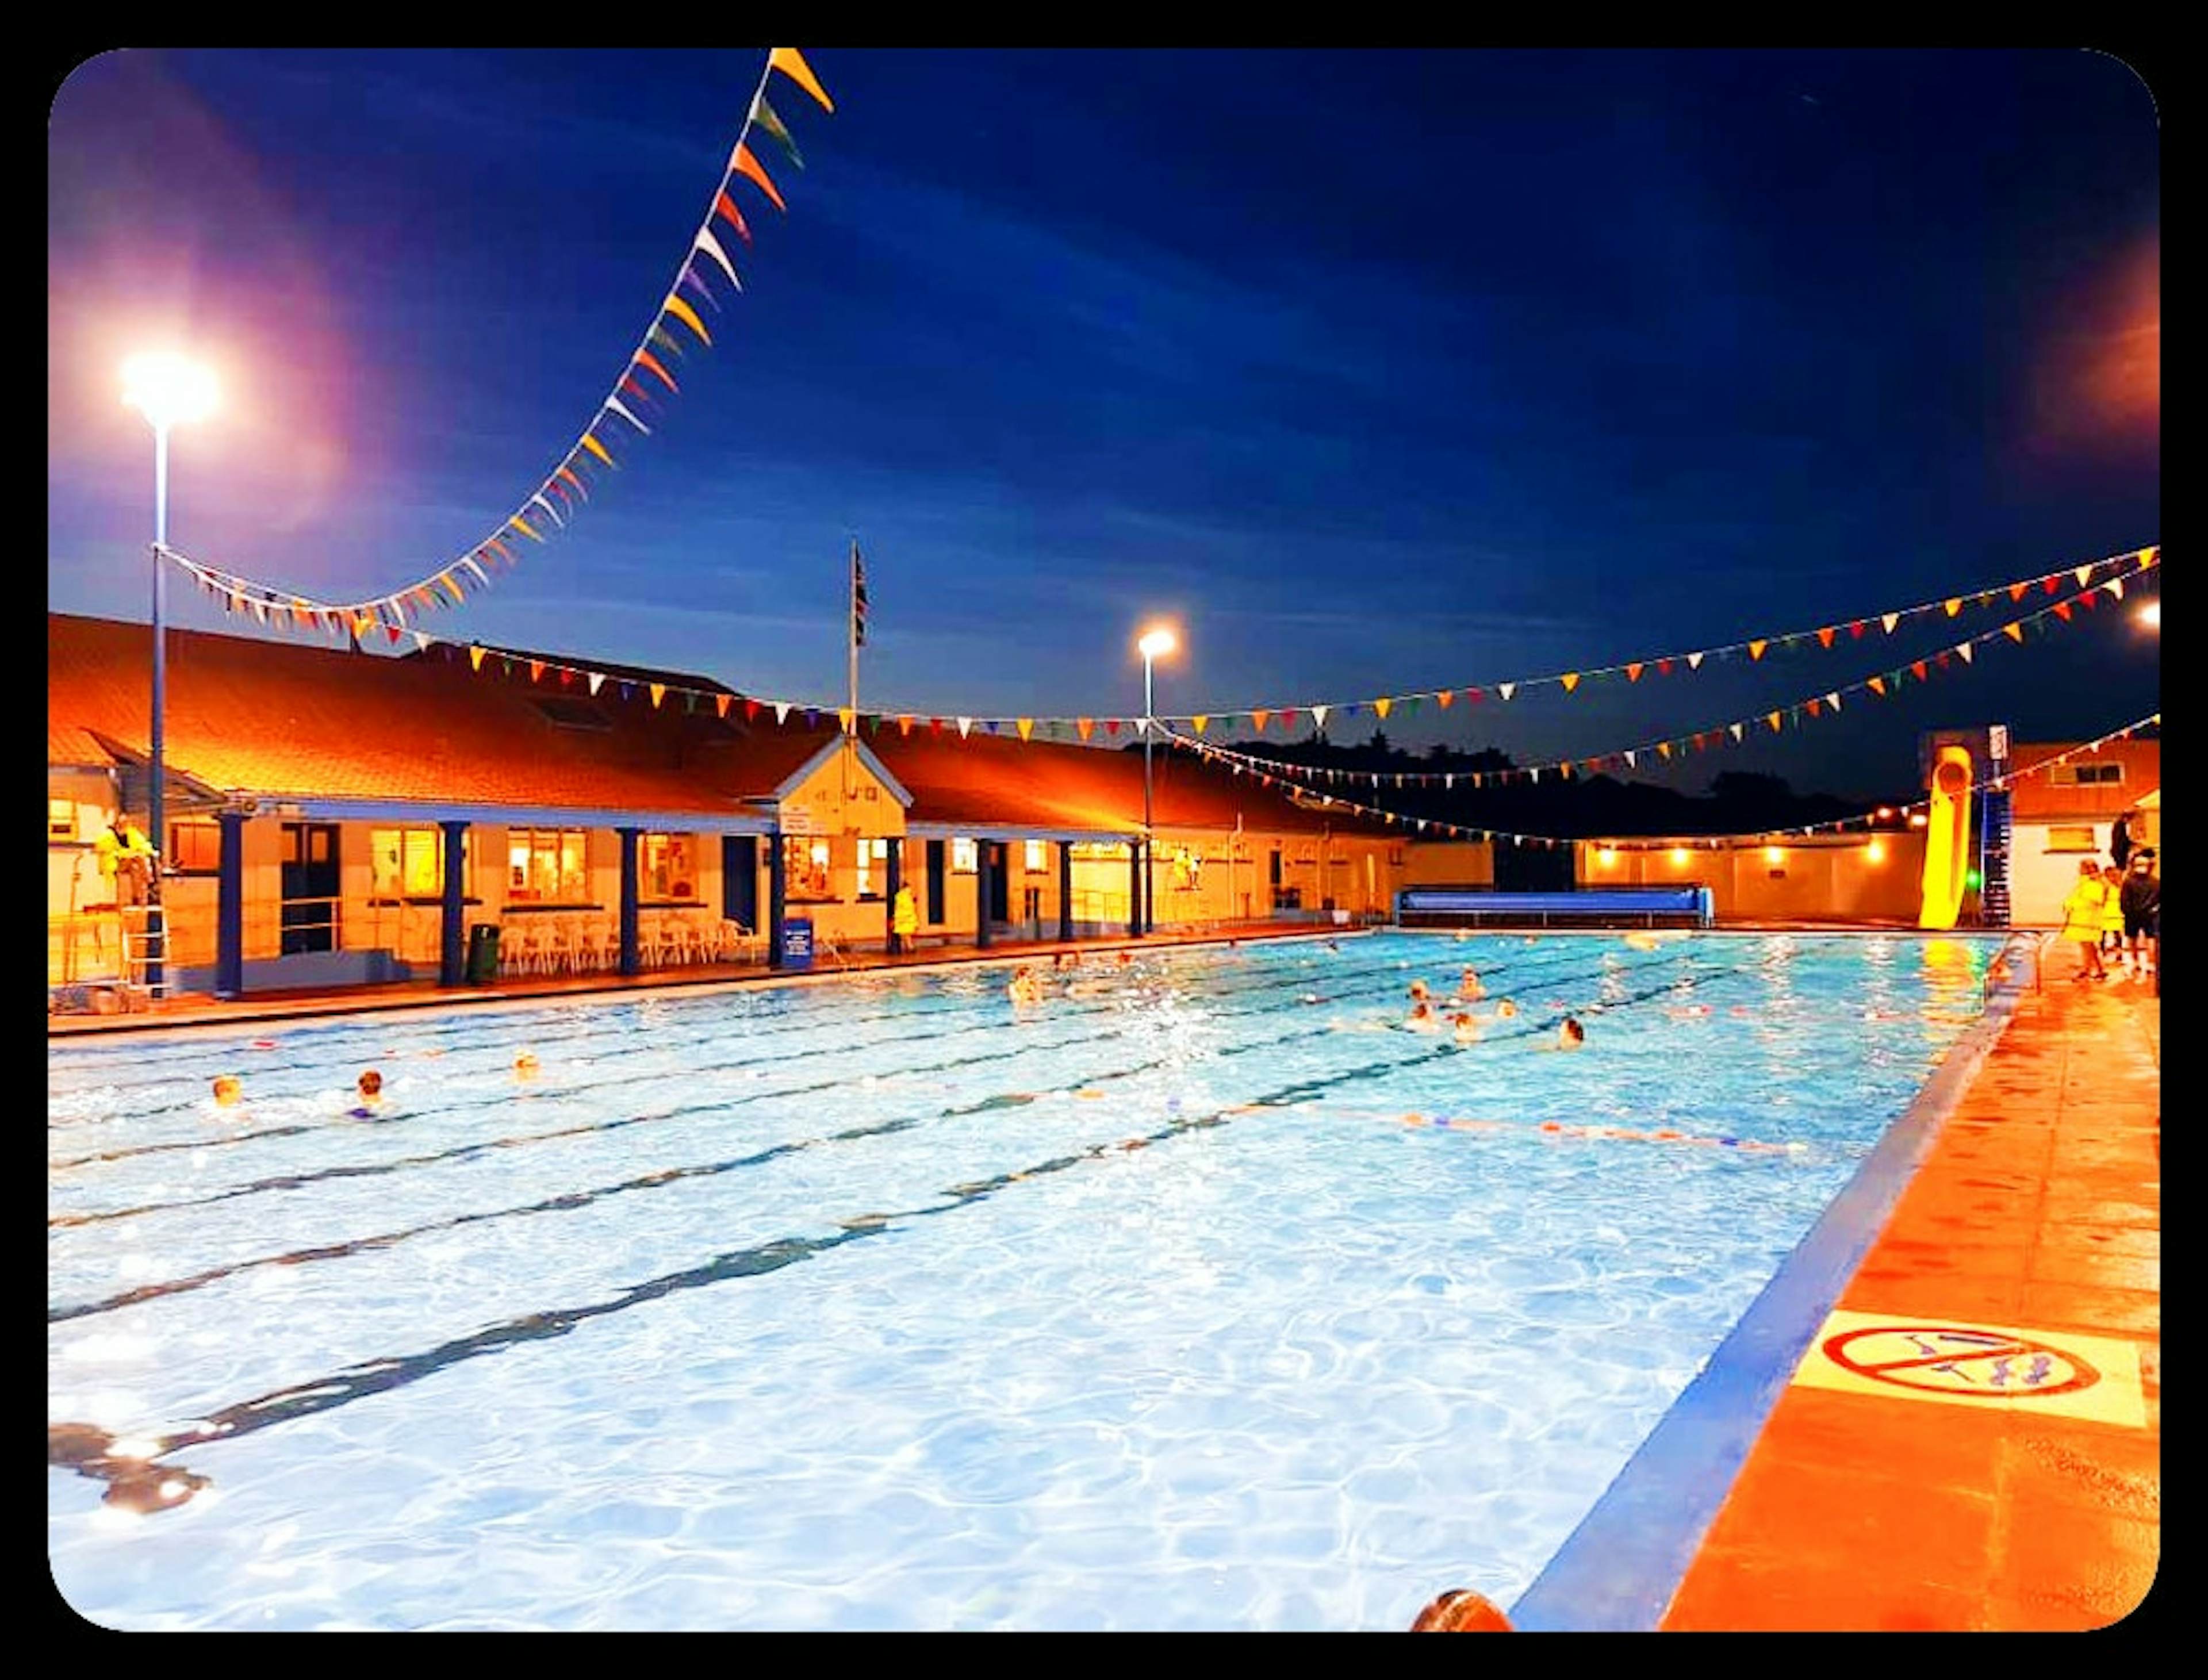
left=155, top=47, right=835, bottom=628
left=1134, top=544, right=2157, bottom=731
left=1150, top=577, right=2119, bottom=788
left=1157, top=714, right=2158, bottom=851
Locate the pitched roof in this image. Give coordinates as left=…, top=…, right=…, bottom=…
left=48, top=613, right=1387, bottom=838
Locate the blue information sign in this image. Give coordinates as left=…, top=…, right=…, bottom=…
left=780, top=917, right=815, bottom=971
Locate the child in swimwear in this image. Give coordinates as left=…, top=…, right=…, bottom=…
left=349, top=1068, right=386, bottom=1117
left=1404, top=1001, right=1442, bottom=1032
left=513, top=1052, right=540, bottom=1080
left=1456, top=967, right=1484, bottom=1002
left=1555, top=1017, right=1585, bottom=1050
left=1451, top=1012, right=1480, bottom=1045
left=210, top=1074, right=243, bottom=1109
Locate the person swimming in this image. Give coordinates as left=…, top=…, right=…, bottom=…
left=1408, top=979, right=1432, bottom=1003
left=1454, top=966, right=1485, bottom=1002
left=1404, top=1000, right=1443, bottom=1032
left=1556, top=1017, right=1585, bottom=1050
left=513, top=1051, right=540, bottom=1080
left=1451, top=1011, right=1480, bottom=1045
left=1623, top=931, right=1662, bottom=952
left=348, top=1068, right=387, bottom=1118
left=210, top=1073, right=243, bottom=1109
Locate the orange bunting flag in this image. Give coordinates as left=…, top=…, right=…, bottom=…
left=555, top=465, right=589, bottom=501
left=1910, top=659, right=1929, bottom=680
left=438, top=573, right=466, bottom=604
left=1251, top=709, right=1271, bottom=732
left=1626, top=662, right=1643, bottom=682
left=1943, top=597, right=1962, bottom=616
left=1869, top=676, right=1887, bottom=696
left=2010, top=582, right=2029, bottom=603
left=1373, top=697, right=1393, bottom=720
left=2003, top=622, right=2025, bottom=643
left=634, top=350, right=679, bottom=394
left=1767, top=711, right=1783, bottom=732
left=1817, top=626, right=1835, bottom=649
left=1657, top=741, right=1673, bottom=760
left=1807, top=699, right=1822, bottom=718
left=663, top=295, right=712, bottom=347
left=1435, top=688, right=1454, bottom=708
left=730, top=142, right=788, bottom=212
left=1561, top=672, right=1580, bottom=693
left=768, top=45, right=835, bottom=112
left=1075, top=718, right=1095, bottom=742
left=716, top=693, right=733, bottom=718
left=1017, top=718, right=1034, bottom=742
left=1881, top=612, right=1900, bottom=633
left=2053, top=601, right=2073, bottom=622
left=1748, top=640, right=1768, bottom=661
left=647, top=684, right=666, bottom=708
left=469, top=645, right=486, bottom=672
left=581, top=433, right=615, bottom=467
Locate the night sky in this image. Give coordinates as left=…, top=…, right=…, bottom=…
left=48, top=49, right=2158, bottom=801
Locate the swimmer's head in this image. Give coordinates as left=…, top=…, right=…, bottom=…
left=513, top=1052, right=540, bottom=1079
left=356, top=1069, right=384, bottom=1098
left=211, top=1074, right=242, bottom=1107
left=1559, top=1017, right=1585, bottom=1046
left=1496, top=999, right=1519, bottom=1019
left=1409, top=980, right=1430, bottom=1000
left=1410, top=1002, right=1432, bottom=1019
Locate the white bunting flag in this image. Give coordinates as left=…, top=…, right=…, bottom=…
left=1881, top=612, right=1900, bottom=633
left=1497, top=683, right=1516, bottom=701
left=588, top=672, right=605, bottom=695
left=1311, top=704, right=1329, bottom=730
left=1957, top=643, right=1973, bottom=663
left=1688, top=650, right=1705, bottom=670
left=957, top=717, right=973, bottom=738
left=775, top=703, right=791, bottom=724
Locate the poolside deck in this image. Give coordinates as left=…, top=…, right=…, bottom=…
left=45, top=920, right=1344, bottom=1038
left=1660, top=966, right=2160, bottom=1631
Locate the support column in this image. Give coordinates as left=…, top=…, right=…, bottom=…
left=767, top=829, right=787, bottom=969
left=1057, top=841, right=1074, bottom=942
left=214, top=810, right=246, bottom=999
left=885, top=837, right=904, bottom=954
left=438, top=819, right=468, bottom=986
left=618, top=826, right=641, bottom=977
left=975, top=841, right=992, bottom=950
left=1129, top=841, right=1145, bottom=937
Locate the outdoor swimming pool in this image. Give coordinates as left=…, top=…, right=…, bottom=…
left=49, top=930, right=2004, bottom=1631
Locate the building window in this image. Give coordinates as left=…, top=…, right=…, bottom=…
left=508, top=829, right=588, bottom=903
left=375, top=827, right=474, bottom=899
left=49, top=799, right=78, bottom=842
left=952, top=838, right=978, bottom=874
left=784, top=836, right=834, bottom=902
left=856, top=837, right=888, bottom=900
left=2043, top=825, right=2099, bottom=854
left=1069, top=841, right=1132, bottom=862
left=2051, top=763, right=2123, bottom=787
left=643, top=833, right=697, bottom=900
left=1025, top=840, right=1048, bottom=873
left=169, top=819, right=223, bottom=874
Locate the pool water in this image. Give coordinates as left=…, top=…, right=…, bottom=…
left=49, top=930, right=2001, bottom=1630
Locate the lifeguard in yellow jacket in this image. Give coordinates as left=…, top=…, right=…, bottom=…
left=93, top=816, right=158, bottom=908
left=2058, top=859, right=2110, bottom=981
left=891, top=883, right=918, bottom=948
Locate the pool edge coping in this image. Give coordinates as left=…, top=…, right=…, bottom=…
left=1504, top=936, right=2032, bottom=1632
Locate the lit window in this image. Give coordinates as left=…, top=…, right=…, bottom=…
left=375, top=826, right=471, bottom=898
left=168, top=820, right=223, bottom=873
left=49, top=799, right=79, bottom=841
left=782, top=835, right=834, bottom=901
left=856, top=837, right=888, bottom=899
left=642, top=833, right=697, bottom=900
left=507, top=829, right=585, bottom=903
left=952, top=838, right=978, bottom=874
left=1025, top=840, right=1048, bottom=873
left=2044, top=826, right=2098, bottom=854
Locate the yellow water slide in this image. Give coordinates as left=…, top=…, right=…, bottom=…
left=1918, top=745, right=1973, bottom=930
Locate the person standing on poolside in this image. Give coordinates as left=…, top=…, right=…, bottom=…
left=2098, top=862, right=2128, bottom=967
left=2119, top=849, right=2160, bottom=976
left=891, top=883, right=918, bottom=953
left=2059, top=858, right=2110, bottom=981
left=2110, top=808, right=2135, bottom=870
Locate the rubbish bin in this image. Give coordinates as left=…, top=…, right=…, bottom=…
left=466, top=922, right=501, bottom=983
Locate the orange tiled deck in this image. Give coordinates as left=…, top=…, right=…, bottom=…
left=1659, top=968, right=2160, bottom=1632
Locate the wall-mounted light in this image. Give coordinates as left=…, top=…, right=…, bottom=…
left=1670, top=846, right=1690, bottom=866
left=1866, top=839, right=1887, bottom=864
left=1596, top=846, right=1617, bottom=866
left=1764, top=845, right=1785, bottom=865
left=1908, top=812, right=1929, bottom=828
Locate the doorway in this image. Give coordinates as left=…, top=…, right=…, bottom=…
left=280, top=822, right=340, bottom=954
left=925, top=839, right=946, bottom=925
left=986, top=842, right=1010, bottom=923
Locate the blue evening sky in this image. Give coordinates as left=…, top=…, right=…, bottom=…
left=48, top=49, right=2157, bottom=800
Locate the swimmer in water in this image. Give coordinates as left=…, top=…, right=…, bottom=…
left=210, top=1073, right=243, bottom=1109
left=513, top=1051, right=540, bottom=1080
left=1624, top=931, right=1661, bottom=952
left=1324, top=939, right=1341, bottom=953
left=1405, top=1001, right=1442, bottom=1032
left=1451, top=1011, right=1480, bottom=1045
left=1408, top=979, right=1432, bottom=1003
left=1455, top=966, right=1484, bottom=1002
left=348, top=1068, right=386, bottom=1118
left=1556, top=1017, right=1585, bottom=1050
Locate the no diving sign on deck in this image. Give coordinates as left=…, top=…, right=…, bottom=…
left=1792, top=1309, right=2146, bottom=1427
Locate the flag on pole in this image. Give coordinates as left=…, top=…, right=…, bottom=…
left=852, top=540, right=869, bottom=647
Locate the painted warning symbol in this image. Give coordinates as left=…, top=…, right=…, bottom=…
left=1821, top=1326, right=2098, bottom=1399
left=1792, top=1309, right=2146, bottom=1426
